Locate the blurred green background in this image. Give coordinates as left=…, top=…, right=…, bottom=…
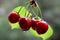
left=0, top=0, right=60, bottom=40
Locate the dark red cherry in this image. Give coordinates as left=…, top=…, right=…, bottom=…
left=31, top=18, right=39, bottom=30
left=8, top=12, right=20, bottom=23
left=19, top=17, right=31, bottom=31
left=35, top=20, right=48, bottom=34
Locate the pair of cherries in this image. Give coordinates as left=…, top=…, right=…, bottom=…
left=8, top=12, right=48, bottom=34
left=8, top=12, right=31, bottom=31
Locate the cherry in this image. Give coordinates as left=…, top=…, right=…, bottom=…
left=19, top=17, right=31, bottom=31
left=35, top=20, right=48, bottom=34
left=8, top=12, right=20, bottom=23
left=31, top=18, right=39, bottom=30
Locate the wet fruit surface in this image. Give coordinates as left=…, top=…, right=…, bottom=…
left=8, top=12, right=20, bottom=23
left=19, top=17, right=31, bottom=31
left=31, top=18, right=39, bottom=30
left=35, top=21, right=48, bottom=34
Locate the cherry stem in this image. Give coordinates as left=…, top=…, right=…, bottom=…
left=29, top=1, right=43, bottom=19
left=25, top=4, right=30, bottom=17
left=26, top=4, right=31, bottom=17
left=22, top=0, right=43, bottom=19
left=16, top=1, right=30, bottom=16
left=31, top=8, right=37, bottom=16
left=22, top=1, right=30, bottom=17
left=24, top=0, right=39, bottom=18
left=17, top=7, right=22, bottom=15
left=37, top=4, right=43, bottom=20
left=27, top=1, right=40, bottom=18
left=30, top=6, right=40, bottom=18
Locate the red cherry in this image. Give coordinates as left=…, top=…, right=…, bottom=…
left=19, top=17, right=31, bottom=31
left=31, top=18, right=39, bottom=30
left=35, top=20, right=48, bottom=34
left=8, top=12, right=20, bottom=23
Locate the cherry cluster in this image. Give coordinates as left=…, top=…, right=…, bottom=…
left=8, top=12, right=48, bottom=34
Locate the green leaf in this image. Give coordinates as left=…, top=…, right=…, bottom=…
left=9, top=22, right=20, bottom=29
left=30, top=19, right=53, bottom=40
left=9, top=6, right=31, bottom=29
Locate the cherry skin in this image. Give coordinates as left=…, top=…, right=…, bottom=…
left=19, top=17, right=31, bottom=31
left=35, top=20, right=48, bottom=34
left=8, top=12, right=20, bottom=23
left=31, top=18, right=39, bottom=30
